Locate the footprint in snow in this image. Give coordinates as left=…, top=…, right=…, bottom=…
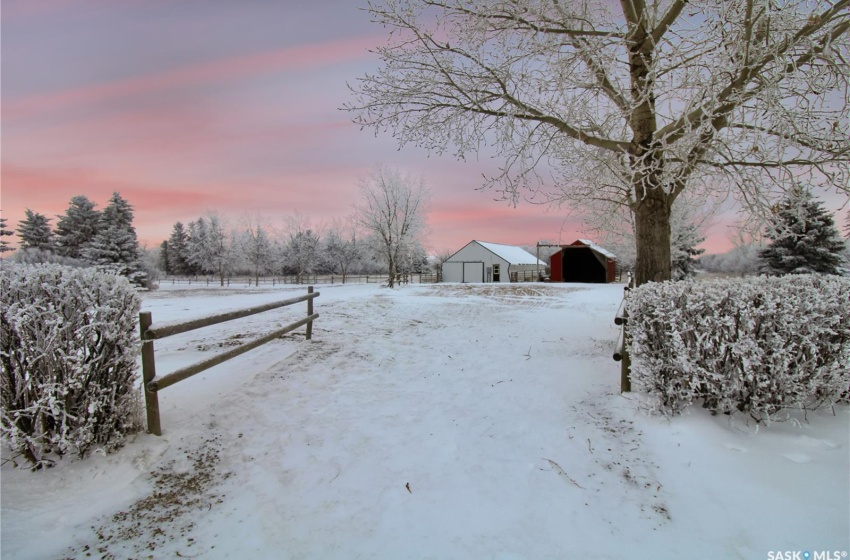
left=722, top=443, right=748, bottom=453
left=782, top=453, right=811, bottom=463
left=796, top=435, right=838, bottom=449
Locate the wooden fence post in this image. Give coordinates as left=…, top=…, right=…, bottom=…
left=139, top=312, right=162, bottom=436
left=306, top=286, right=314, bottom=340
left=621, top=279, right=632, bottom=393
left=620, top=332, right=631, bottom=393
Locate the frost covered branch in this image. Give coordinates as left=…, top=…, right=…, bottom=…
left=348, top=0, right=850, bottom=284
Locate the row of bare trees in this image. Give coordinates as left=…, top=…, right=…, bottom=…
left=158, top=166, right=432, bottom=287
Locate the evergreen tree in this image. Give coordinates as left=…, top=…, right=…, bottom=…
left=186, top=218, right=209, bottom=275
left=671, top=224, right=706, bottom=280
left=166, top=222, right=192, bottom=275
left=54, top=195, right=101, bottom=259
left=81, top=192, right=147, bottom=286
left=185, top=214, right=235, bottom=284
left=0, top=217, right=15, bottom=254
left=759, top=187, right=846, bottom=276
left=160, top=241, right=171, bottom=275
left=17, top=209, right=54, bottom=250
left=844, top=209, right=850, bottom=239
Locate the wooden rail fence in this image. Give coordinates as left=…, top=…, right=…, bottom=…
left=139, top=286, right=319, bottom=435
left=613, top=274, right=633, bottom=393
left=161, top=272, right=442, bottom=286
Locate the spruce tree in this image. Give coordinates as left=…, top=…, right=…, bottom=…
left=0, top=217, right=14, bottom=254
left=17, top=209, right=54, bottom=250
left=671, top=223, right=706, bottom=280
left=81, top=192, right=147, bottom=286
left=184, top=215, right=234, bottom=284
left=54, top=195, right=101, bottom=259
left=160, top=241, right=171, bottom=275
left=759, top=187, right=846, bottom=276
left=186, top=218, right=209, bottom=275
left=166, top=222, right=192, bottom=275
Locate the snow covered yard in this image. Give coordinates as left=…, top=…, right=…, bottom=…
left=1, top=282, right=848, bottom=559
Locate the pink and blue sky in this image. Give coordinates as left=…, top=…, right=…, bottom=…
left=3, top=1, right=836, bottom=256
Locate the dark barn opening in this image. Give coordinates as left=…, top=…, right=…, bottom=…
left=562, top=247, right=607, bottom=283
left=548, top=240, right=617, bottom=283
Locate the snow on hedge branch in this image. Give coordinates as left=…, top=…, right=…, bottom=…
left=628, top=276, right=850, bottom=421
left=0, top=264, right=142, bottom=469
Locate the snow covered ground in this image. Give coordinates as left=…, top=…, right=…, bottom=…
left=2, top=282, right=848, bottom=559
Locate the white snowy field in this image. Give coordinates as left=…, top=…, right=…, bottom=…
left=1, top=281, right=848, bottom=560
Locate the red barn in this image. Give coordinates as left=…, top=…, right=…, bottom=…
left=549, top=240, right=617, bottom=283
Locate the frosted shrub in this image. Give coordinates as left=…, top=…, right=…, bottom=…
left=628, top=276, right=850, bottom=421
left=0, top=264, right=142, bottom=469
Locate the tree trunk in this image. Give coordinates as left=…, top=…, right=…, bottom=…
left=387, top=259, right=396, bottom=288
left=633, top=188, right=672, bottom=286
left=623, top=16, right=673, bottom=287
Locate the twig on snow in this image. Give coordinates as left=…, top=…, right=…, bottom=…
left=542, top=458, right=584, bottom=489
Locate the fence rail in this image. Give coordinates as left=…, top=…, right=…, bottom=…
left=139, top=286, right=319, bottom=435
left=510, top=270, right=545, bottom=282
left=612, top=275, right=633, bottom=393
left=159, top=271, right=551, bottom=286
left=160, top=273, right=441, bottom=286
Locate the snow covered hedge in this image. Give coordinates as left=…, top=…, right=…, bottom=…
left=0, top=264, right=143, bottom=469
left=628, top=275, right=850, bottom=421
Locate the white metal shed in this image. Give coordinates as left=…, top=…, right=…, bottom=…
left=442, top=241, right=546, bottom=283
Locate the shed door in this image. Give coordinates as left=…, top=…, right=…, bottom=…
left=442, top=262, right=463, bottom=282
left=462, top=262, right=484, bottom=283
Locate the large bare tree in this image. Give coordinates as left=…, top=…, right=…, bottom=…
left=347, top=0, right=850, bottom=285
left=356, top=165, right=430, bottom=288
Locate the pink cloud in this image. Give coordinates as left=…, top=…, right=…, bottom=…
left=7, top=105, right=218, bottom=168
left=6, top=100, right=363, bottom=199
left=5, top=34, right=380, bottom=121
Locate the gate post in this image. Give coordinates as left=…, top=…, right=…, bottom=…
left=139, top=312, right=162, bottom=436
left=620, top=278, right=633, bottom=393
left=306, top=286, right=314, bottom=340
left=620, top=330, right=631, bottom=393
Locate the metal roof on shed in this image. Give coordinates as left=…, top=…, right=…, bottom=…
left=575, top=239, right=617, bottom=260
left=476, top=241, right=547, bottom=265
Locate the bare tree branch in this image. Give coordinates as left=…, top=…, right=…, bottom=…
left=347, top=0, right=850, bottom=284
